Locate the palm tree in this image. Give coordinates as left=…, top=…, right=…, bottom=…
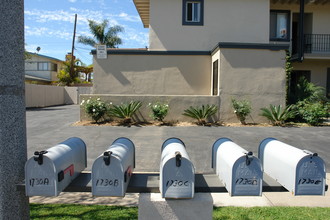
left=78, top=19, right=124, bottom=48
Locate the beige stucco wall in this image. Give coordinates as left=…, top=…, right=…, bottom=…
left=25, top=83, right=65, bottom=107
left=149, top=0, right=269, bottom=51
left=218, top=48, right=287, bottom=123
left=293, top=59, right=329, bottom=88
left=92, top=54, right=211, bottom=95
left=80, top=94, right=220, bottom=122
left=25, top=84, right=91, bottom=107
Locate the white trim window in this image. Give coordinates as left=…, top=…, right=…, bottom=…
left=186, top=2, right=201, bottom=22
left=183, top=0, right=204, bottom=26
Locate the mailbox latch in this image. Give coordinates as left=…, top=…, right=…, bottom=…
left=103, top=151, right=112, bottom=166
left=245, top=151, right=253, bottom=166
left=34, top=150, right=48, bottom=165
left=175, top=151, right=182, bottom=167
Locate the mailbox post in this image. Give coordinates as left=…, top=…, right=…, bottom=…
left=212, top=138, right=263, bottom=196
left=259, top=138, right=326, bottom=195
left=25, top=137, right=87, bottom=196
left=160, top=138, right=195, bottom=199
left=92, top=137, right=135, bottom=197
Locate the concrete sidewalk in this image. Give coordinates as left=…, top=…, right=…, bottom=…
left=26, top=105, right=330, bottom=207
left=29, top=173, right=330, bottom=207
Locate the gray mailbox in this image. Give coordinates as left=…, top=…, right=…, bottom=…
left=212, top=138, right=263, bottom=196
left=160, top=138, right=195, bottom=199
left=92, top=137, right=135, bottom=197
left=259, top=138, right=326, bottom=195
left=25, top=137, right=87, bottom=196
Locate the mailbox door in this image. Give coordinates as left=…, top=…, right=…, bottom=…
left=25, top=157, right=57, bottom=196
left=92, top=156, right=126, bottom=197
left=162, top=157, right=194, bottom=199
left=232, top=157, right=263, bottom=196
left=295, top=156, right=326, bottom=195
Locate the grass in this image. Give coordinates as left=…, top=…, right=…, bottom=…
left=30, top=204, right=138, bottom=220
left=213, top=207, right=330, bottom=220
left=30, top=204, right=330, bottom=220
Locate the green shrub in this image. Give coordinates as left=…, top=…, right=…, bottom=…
left=183, top=104, right=218, bottom=125
left=108, top=101, right=142, bottom=124
left=295, top=101, right=328, bottom=126
left=260, top=104, right=294, bottom=126
left=148, top=102, right=169, bottom=122
left=288, top=77, right=327, bottom=104
left=81, top=97, right=108, bottom=123
left=231, top=99, right=252, bottom=125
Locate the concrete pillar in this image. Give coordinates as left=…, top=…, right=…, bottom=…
left=0, top=0, right=30, bottom=219
left=138, top=193, right=213, bottom=220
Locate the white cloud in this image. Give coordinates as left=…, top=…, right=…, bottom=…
left=118, top=12, right=141, bottom=22
left=68, top=0, right=77, bottom=2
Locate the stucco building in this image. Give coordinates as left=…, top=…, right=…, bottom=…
left=25, top=52, right=64, bottom=84
left=83, top=0, right=330, bottom=123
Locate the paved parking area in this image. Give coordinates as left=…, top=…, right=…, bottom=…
left=26, top=104, right=330, bottom=172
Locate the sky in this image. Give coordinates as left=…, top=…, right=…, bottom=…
left=25, top=0, right=149, bottom=65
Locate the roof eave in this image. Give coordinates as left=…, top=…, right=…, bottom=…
left=133, top=0, right=150, bottom=28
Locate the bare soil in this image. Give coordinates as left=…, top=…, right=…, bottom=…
left=72, top=120, right=329, bottom=127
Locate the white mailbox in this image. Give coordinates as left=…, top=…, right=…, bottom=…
left=212, top=138, right=263, bottom=196
left=92, top=137, right=135, bottom=197
left=259, top=138, right=326, bottom=195
left=25, top=137, right=87, bottom=196
left=160, top=138, right=195, bottom=199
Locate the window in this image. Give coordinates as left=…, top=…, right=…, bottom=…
left=182, top=0, right=204, bottom=26
left=38, top=62, right=49, bottom=71
left=212, top=60, right=219, bottom=96
left=270, top=10, right=290, bottom=41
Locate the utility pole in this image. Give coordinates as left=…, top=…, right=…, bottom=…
left=70, top=14, right=78, bottom=80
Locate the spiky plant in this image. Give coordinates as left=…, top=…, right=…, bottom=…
left=260, top=104, right=294, bottom=126
left=183, top=104, right=218, bottom=125
left=108, top=101, right=142, bottom=124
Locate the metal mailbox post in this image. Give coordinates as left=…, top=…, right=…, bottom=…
left=212, top=138, right=263, bottom=196
left=259, top=138, right=326, bottom=195
left=160, top=138, right=195, bottom=199
left=25, top=137, right=87, bottom=196
left=92, top=137, right=135, bottom=197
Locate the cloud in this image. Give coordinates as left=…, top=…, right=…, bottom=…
left=25, top=26, right=72, bottom=40
left=118, top=12, right=141, bottom=22
left=68, top=0, right=77, bottom=2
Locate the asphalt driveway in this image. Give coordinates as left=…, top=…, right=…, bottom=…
left=26, top=105, right=330, bottom=172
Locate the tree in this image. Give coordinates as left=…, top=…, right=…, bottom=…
left=78, top=19, right=124, bottom=48
left=57, top=57, right=81, bottom=86
left=76, top=64, right=93, bottom=82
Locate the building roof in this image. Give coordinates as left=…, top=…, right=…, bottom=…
left=25, top=74, right=52, bottom=82
left=133, top=0, right=150, bottom=28
left=27, top=52, right=64, bottom=62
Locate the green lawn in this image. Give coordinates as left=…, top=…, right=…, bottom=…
left=30, top=204, right=330, bottom=220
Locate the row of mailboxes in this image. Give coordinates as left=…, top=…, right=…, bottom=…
left=25, top=137, right=326, bottom=198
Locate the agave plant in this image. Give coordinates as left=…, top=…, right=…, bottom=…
left=108, top=101, right=142, bottom=124
left=260, top=104, right=294, bottom=126
left=183, top=104, right=218, bottom=125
